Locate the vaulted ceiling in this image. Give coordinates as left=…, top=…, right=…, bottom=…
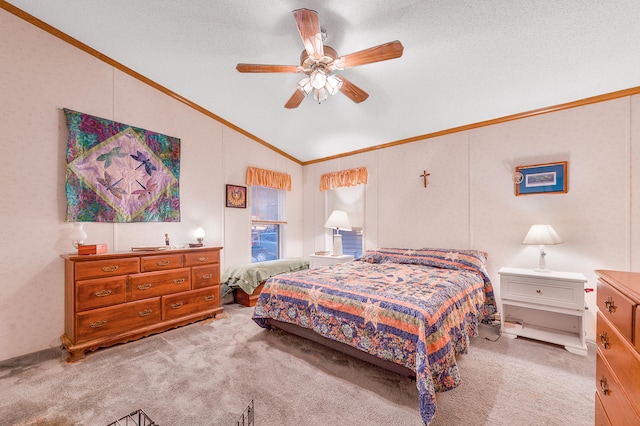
left=5, top=1, right=640, bottom=163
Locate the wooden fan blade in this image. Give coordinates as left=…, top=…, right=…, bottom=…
left=335, top=40, right=404, bottom=69
left=285, top=89, right=306, bottom=109
left=236, top=64, right=302, bottom=73
left=293, top=8, right=324, bottom=60
left=337, top=76, right=369, bottom=103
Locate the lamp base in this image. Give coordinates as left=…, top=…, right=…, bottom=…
left=332, top=234, right=343, bottom=256
left=534, top=246, right=551, bottom=272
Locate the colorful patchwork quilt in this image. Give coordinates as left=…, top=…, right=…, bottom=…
left=253, top=248, right=496, bottom=426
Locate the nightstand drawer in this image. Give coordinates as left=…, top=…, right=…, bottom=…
left=502, top=276, right=583, bottom=310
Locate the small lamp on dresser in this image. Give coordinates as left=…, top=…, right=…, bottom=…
left=324, top=210, right=351, bottom=256
left=190, top=227, right=205, bottom=247
left=522, top=224, right=563, bottom=272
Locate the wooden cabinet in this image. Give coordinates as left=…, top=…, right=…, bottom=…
left=62, top=247, right=223, bottom=362
left=498, top=267, right=587, bottom=355
left=594, top=270, right=640, bottom=425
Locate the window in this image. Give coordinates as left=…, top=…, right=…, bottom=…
left=251, top=186, right=285, bottom=262
left=340, top=228, right=363, bottom=258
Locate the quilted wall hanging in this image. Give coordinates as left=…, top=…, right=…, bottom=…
left=64, top=108, right=181, bottom=222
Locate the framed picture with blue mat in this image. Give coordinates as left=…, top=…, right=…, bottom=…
left=515, top=161, right=567, bottom=196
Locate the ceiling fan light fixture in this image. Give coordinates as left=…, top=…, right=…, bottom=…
left=298, top=76, right=312, bottom=94
left=313, top=87, right=328, bottom=102
left=326, top=75, right=342, bottom=95
left=310, top=69, right=327, bottom=89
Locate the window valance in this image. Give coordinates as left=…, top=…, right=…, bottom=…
left=320, top=167, right=368, bottom=191
left=246, top=166, right=292, bottom=191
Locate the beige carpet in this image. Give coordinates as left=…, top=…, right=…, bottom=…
left=0, top=303, right=595, bottom=426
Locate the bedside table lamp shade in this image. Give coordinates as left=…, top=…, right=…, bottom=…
left=324, top=210, right=352, bottom=256
left=522, top=224, right=563, bottom=272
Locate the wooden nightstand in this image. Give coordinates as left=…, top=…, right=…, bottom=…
left=498, top=267, right=587, bottom=356
left=309, top=254, right=354, bottom=269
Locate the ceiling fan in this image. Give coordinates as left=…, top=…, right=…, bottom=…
left=236, top=8, right=404, bottom=108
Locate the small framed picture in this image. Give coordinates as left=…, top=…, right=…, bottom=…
left=515, top=161, right=568, bottom=196
left=226, top=184, right=247, bottom=208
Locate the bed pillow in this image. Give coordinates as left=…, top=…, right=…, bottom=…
left=357, top=247, right=490, bottom=283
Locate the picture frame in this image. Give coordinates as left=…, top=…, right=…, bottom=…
left=226, top=184, right=247, bottom=208
left=515, top=161, right=568, bottom=196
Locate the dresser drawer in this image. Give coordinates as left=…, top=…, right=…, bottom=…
left=75, top=258, right=139, bottom=280
left=183, top=250, right=219, bottom=267
left=162, top=286, right=220, bottom=320
left=597, top=311, right=640, bottom=406
left=636, top=305, right=640, bottom=351
left=597, top=279, right=635, bottom=343
left=76, top=276, right=127, bottom=312
left=75, top=298, right=161, bottom=342
left=596, top=352, right=640, bottom=425
left=502, top=275, right=583, bottom=310
left=192, top=264, right=220, bottom=289
left=141, top=254, right=183, bottom=272
left=130, top=268, right=191, bottom=300
left=595, top=391, right=611, bottom=426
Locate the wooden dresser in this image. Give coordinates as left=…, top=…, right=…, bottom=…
left=594, top=270, right=640, bottom=425
left=62, top=247, right=223, bottom=362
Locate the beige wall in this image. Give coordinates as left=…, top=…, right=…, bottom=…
left=0, top=9, right=303, bottom=360
left=304, top=97, right=637, bottom=344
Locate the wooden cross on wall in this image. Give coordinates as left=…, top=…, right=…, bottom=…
left=420, top=170, right=431, bottom=188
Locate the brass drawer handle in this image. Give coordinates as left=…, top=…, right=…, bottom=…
left=101, top=265, right=119, bottom=272
left=171, top=302, right=183, bottom=310
left=94, top=289, right=112, bottom=297
left=599, top=376, right=610, bottom=395
left=173, top=278, right=186, bottom=284
left=137, top=283, right=152, bottom=290
left=599, top=331, right=610, bottom=349
left=604, top=297, right=617, bottom=313
left=90, top=320, right=107, bottom=328
left=197, top=256, right=208, bottom=262
left=202, top=274, right=213, bottom=280
left=204, top=295, right=215, bottom=302
left=138, top=309, right=153, bottom=317
left=157, top=260, right=170, bottom=266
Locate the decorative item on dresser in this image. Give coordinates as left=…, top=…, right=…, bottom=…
left=594, top=270, right=640, bottom=425
left=498, top=267, right=588, bottom=355
left=61, top=246, right=223, bottom=362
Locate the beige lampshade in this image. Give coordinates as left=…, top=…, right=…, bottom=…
left=522, top=225, right=563, bottom=246
left=324, top=210, right=352, bottom=231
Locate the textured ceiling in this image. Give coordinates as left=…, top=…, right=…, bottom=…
left=5, top=1, right=640, bottom=162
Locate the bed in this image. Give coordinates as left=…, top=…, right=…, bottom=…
left=252, top=247, right=496, bottom=426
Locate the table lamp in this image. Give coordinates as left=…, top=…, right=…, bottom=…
left=522, top=224, right=563, bottom=272
left=324, top=210, right=351, bottom=256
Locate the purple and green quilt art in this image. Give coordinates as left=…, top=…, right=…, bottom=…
left=64, top=109, right=180, bottom=222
